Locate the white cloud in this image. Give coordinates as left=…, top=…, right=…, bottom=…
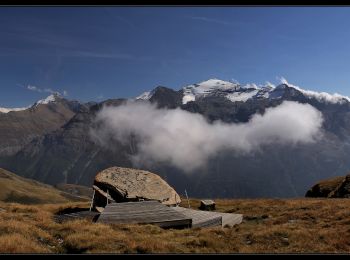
left=26, top=85, right=67, bottom=97
left=277, top=76, right=289, bottom=85
left=91, top=101, right=324, bottom=173
left=265, top=81, right=276, bottom=88
left=44, top=88, right=55, bottom=94
left=27, top=85, right=41, bottom=92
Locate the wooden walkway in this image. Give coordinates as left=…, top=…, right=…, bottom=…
left=97, top=201, right=192, bottom=229
left=172, top=207, right=243, bottom=228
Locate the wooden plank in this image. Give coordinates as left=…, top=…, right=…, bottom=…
left=172, top=207, right=222, bottom=228
left=54, top=210, right=100, bottom=223
left=92, top=185, right=114, bottom=201
left=97, top=201, right=192, bottom=229
left=172, top=207, right=243, bottom=228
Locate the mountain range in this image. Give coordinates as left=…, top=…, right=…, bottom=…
left=1, top=79, right=350, bottom=198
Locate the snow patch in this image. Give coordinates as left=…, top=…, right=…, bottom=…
left=182, top=93, right=196, bottom=104
left=0, top=106, right=29, bottom=114
left=226, top=89, right=259, bottom=102
left=184, top=79, right=240, bottom=94
left=35, top=94, right=59, bottom=105
left=136, top=91, right=152, bottom=100
left=182, top=79, right=240, bottom=104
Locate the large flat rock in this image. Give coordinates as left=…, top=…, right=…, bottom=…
left=94, top=166, right=181, bottom=206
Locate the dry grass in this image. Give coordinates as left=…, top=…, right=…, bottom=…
left=0, top=168, right=89, bottom=204
left=0, top=198, right=350, bottom=253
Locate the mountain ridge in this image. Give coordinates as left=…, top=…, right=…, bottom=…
left=137, top=78, right=350, bottom=106
left=2, top=78, right=350, bottom=198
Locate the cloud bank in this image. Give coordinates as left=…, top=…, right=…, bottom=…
left=91, top=101, right=323, bottom=173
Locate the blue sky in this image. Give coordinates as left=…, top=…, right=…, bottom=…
left=1, top=7, right=350, bottom=107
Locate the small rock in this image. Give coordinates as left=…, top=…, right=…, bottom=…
left=199, top=200, right=216, bottom=211
left=281, top=237, right=289, bottom=245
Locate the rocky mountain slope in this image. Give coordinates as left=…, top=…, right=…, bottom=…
left=0, top=94, right=86, bottom=157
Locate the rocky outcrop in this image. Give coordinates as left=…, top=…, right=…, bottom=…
left=328, top=175, right=350, bottom=198
left=92, top=167, right=181, bottom=211
left=305, top=175, right=350, bottom=198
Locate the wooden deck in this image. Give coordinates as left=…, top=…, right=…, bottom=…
left=172, top=207, right=243, bottom=228
left=97, top=201, right=192, bottom=229
left=53, top=202, right=243, bottom=229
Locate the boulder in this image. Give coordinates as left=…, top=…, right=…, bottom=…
left=92, top=167, right=181, bottom=210
left=328, top=175, right=350, bottom=198
left=305, top=174, right=350, bottom=198
left=199, top=200, right=216, bottom=211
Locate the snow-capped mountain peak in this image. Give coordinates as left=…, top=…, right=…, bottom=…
left=34, top=93, right=61, bottom=106
left=135, top=88, right=158, bottom=101
left=0, top=93, right=63, bottom=113
left=134, top=78, right=350, bottom=106
left=136, top=91, right=152, bottom=100
left=182, top=78, right=350, bottom=105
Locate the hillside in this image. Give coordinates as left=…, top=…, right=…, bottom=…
left=0, top=198, right=349, bottom=253
left=0, top=94, right=85, bottom=157
left=0, top=168, right=89, bottom=204
left=54, top=184, right=93, bottom=198
left=306, top=174, right=350, bottom=198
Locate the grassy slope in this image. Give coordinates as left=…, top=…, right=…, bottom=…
left=0, top=198, right=349, bottom=253
left=54, top=183, right=93, bottom=198
left=0, top=168, right=89, bottom=204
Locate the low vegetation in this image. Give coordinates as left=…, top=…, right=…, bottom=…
left=0, top=198, right=349, bottom=253
left=0, top=168, right=89, bottom=204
